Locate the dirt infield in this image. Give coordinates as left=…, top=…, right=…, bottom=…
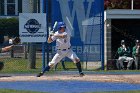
left=0, top=71, right=140, bottom=84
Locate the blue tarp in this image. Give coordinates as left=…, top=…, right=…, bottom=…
left=0, top=81, right=140, bottom=93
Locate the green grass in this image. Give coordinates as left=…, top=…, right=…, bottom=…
left=0, top=58, right=42, bottom=73
left=0, top=89, right=48, bottom=93
left=0, top=57, right=140, bottom=74
left=0, top=57, right=77, bottom=73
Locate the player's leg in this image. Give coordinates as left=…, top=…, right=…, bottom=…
left=61, top=58, right=67, bottom=70
left=54, top=63, right=58, bottom=71
left=134, top=57, right=138, bottom=69
left=118, top=57, right=125, bottom=69
left=134, top=56, right=139, bottom=70
left=67, top=50, right=84, bottom=76
left=126, top=57, right=134, bottom=70
left=54, top=59, right=66, bottom=71
left=37, top=53, right=63, bottom=77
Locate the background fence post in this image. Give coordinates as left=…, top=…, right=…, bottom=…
left=28, top=43, right=36, bottom=69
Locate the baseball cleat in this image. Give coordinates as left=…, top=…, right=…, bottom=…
left=37, top=72, right=44, bottom=77
left=79, top=72, right=85, bottom=77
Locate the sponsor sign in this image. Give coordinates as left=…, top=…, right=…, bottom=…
left=19, top=13, right=47, bottom=42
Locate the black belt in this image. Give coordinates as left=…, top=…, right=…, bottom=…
left=58, top=48, right=70, bottom=51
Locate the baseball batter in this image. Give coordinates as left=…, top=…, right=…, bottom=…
left=37, top=22, right=84, bottom=77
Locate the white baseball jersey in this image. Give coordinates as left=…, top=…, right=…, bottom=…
left=51, top=28, right=71, bottom=49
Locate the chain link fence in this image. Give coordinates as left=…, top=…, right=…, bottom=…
left=0, top=41, right=78, bottom=74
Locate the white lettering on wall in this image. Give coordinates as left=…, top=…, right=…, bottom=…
left=57, top=0, right=95, bottom=41
left=52, top=46, right=99, bottom=54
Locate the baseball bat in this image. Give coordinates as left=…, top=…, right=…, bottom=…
left=52, top=21, right=58, bottom=31
left=49, top=21, right=57, bottom=36
left=66, top=16, right=73, bottom=31
left=65, top=16, right=74, bottom=36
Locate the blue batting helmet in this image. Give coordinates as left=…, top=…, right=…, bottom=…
left=57, top=22, right=66, bottom=30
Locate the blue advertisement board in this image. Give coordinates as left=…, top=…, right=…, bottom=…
left=49, top=0, right=104, bottom=62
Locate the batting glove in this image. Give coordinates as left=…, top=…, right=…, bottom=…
left=49, top=31, right=54, bottom=36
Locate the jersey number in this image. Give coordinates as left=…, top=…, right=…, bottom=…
left=64, top=38, right=67, bottom=43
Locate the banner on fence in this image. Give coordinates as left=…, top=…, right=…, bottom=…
left=50, top=0, right=104, bottom=62
left=19, top=13, right=47, bottom=42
